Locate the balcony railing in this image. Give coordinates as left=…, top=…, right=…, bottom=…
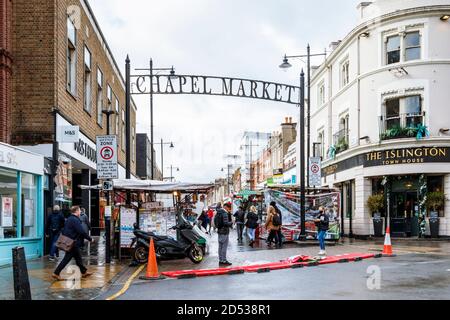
left=379, top=112, right=425, bottom=141
left=333, top=129, right=349, bottom=154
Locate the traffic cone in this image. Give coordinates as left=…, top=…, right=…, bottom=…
left=382, top=227, right=396, bottom=257
left=139, top=238, right=165, bottom=280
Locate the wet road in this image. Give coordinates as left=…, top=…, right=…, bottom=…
left=99, top=253, right=450, bottom=300
left=98, top=231, right=450, bottom=300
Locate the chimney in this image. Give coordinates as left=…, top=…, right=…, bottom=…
left=357, top=2, right=373, bottom=19
left=329, top=40, right=342, bottom=52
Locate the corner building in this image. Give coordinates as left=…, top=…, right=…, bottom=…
left=309, top=0, right=450, bottom=237
left=8, top=0, right=137, bottom=236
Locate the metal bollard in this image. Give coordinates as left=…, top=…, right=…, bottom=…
left=12, top=247, right=32, bottom=300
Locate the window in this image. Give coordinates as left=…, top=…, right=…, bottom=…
left=340, top=60, right=350, bottom=88
left=97, top=68, right=104, bottom=126
left=386, top=35, right=400, bottom=64
left=132, top=127, right=135, bottom=163
left=115, top=98, right=120, bottom=136
left=0, top=168, right=18, bottom=239
left=83, top=46, right=92, bottom=113
left=318, top=81, right=325, bottom=106
left=121, top=109, right=125, bottom=151
left=316, top=131, right=325, bottom=158
left=67, top=16, right=77, bottom=96
left=21, top=173, right=37, bottom=238
left=384, top=95, right=423, bottom=130
left=405, top=31, right=421, bottom=61
left=385, top=31, right=421, bottom=65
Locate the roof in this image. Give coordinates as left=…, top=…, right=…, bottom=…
left=110, top=179, right=214, bottom=193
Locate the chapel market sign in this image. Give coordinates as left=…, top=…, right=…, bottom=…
left=132, top=74, right=301, bottom=105
left=322, top=146, right=450, bottom=176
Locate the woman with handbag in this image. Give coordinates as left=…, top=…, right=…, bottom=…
left=52, top=206, right=95, bottom=281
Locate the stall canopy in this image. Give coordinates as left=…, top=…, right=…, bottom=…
left=80, top=179, right=214, bottom=193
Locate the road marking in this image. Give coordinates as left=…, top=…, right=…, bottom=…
left=105, top=265, right=145, bottom=301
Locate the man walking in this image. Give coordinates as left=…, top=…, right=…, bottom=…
left=233, top=206, right=246, bottom=243
left=46, top=205, right=65, bottom=261
left=79, top=207, right=91, bottom=250
left=314, top=206, right=329, bottom=256
left=52, top=206, right=95, bottom=280
left=214, top=202, right=233, bottom=266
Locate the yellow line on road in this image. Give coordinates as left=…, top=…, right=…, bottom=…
left=106, top=265, right=145, bottom=301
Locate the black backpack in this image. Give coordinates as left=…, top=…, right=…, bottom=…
left=272, top=213, right=281, bottom=227
left=214, top=211, right=224, bottom=229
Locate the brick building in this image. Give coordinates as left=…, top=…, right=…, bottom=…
left=1, top=0, right=138, bottom=236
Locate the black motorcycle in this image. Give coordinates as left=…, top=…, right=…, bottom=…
left=130, top=215, right=206, bottom=264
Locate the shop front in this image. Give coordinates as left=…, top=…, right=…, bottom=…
left=322, top=144, right=450, bottom=238
left=0, top=143, right=44, bottom=266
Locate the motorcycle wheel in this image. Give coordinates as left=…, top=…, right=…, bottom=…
left=187, top=244, right=204, bottom=264
left=133, top=244, right=149, bottom=264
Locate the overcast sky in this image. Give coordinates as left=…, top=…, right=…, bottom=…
left=89, top=0, right=361, bottom=183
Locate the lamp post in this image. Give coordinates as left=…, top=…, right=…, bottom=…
left=299, top=70, right=306, bottom=239
left=102, top=106, right=116, bottom=264
left=135, top=59, right=176, bottom=180
left=280, top=45, right=327, bottom=188
left=166, top=165, right=180, bottom=182
left=159, top=139, right=174, bottom=180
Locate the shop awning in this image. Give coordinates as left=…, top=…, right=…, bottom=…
left=79, top=179, right=214, bottom=193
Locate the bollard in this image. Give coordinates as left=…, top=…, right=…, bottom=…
left=12, top=247, right=32, bottom=300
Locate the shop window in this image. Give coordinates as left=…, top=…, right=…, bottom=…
left=97, top=68, right=104, bottom=126
left=21, top=173, right=37, bottom=238
left=67, top=16, right=77, bottom=96
left=0, top=168, right=18, bottom=239
left=84, top=46, right=92, bottom=113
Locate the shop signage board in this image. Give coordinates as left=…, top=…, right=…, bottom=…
left=120, top=207, right=136, bottom=248
left=309, top=157, right=322, bottom=187
left=96, top=135, right=118, bottom=179
left=57, top=125, right=79, bottom=143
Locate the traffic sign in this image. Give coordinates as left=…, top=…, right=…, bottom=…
left=309, top=157, right=322, bottom=187
left=102, top=181, right=114, bottom=191
left=96, top=135, right=118, bottom=179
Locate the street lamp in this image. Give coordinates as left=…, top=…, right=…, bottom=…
left=159, top=139, right=174, bottom=181
left=279, top=45, right=327, bottom=188
left=166, top=165, right=180, bottom=182
left=135, top=59, right=177, bottom=180
left=102, top=105, right=117, bottom=264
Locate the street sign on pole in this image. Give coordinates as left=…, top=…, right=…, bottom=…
left=102, top=181, right=114, bottom=191
left=96, top=135, right=118, bottom=179
left=309, top=157, right=322, bottom=187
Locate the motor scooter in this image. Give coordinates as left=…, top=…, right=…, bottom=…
left=130, top=214, right=207, bottom=264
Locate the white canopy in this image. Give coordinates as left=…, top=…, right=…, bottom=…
left=108, top=179, right=214, bottom=193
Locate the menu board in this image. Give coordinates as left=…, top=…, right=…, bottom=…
left=120, top=207, right=136, bottom=248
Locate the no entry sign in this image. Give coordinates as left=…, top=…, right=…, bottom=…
left=309, top=157, right=322, bottom=187
left=96, top=135, right=118, bottom=179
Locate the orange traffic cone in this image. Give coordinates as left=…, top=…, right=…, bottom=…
left=139, top=237, right=165, bottom=280
left=382, top=227, right=396, bottom=257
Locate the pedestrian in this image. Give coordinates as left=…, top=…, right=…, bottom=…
left=46, top=205, right=65, bottom=261
left=314, top=206, right=330, bottom=256
left=265, top=202, right=282, bottom=248
left=52, top=206, right=95, bottom=281
left=197, top=209, right=210, bottom=234
left=207, top=207, right=214, bottom=233
left=245, top=205, right=259, bottom=247
left=79, top=207, right=91, bottom=250
left=214, top=202, right=233, bottom=266
left=233, top=206, right=246, bottom=243
left=271, top=201, right=284, bottom=248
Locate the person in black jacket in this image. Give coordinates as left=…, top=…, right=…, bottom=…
left=245, top=206, right=259, bottom=247
left=52, top=206, right=94, bottom=280
left=233, top=206, right=246, bottom=243
left=215, top=202, right=234, bottom=266
left=46, top=205, right=65, bottom=261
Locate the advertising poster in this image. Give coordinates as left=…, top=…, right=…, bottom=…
left=139, top=202, right=176, bottom=238
left=120, top=207, right=136, bottom=248
left=1, top=197, right=13, bottom=227
left=24, top=199, right=34, bottom=227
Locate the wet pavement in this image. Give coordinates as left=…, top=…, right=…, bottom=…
left=98, top=229, right=450, bottom=300
left=0, top=236, right=127, bottom=300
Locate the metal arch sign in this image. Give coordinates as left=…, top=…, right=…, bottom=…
left=130, top=74, right=301, bottom=105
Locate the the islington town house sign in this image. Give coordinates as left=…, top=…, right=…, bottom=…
left=131, top=74, right=301, bottom=105
left=322, top=146, right=450, bottom=176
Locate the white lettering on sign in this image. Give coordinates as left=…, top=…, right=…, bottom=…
left=96, top=135, right=118, bottom=180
